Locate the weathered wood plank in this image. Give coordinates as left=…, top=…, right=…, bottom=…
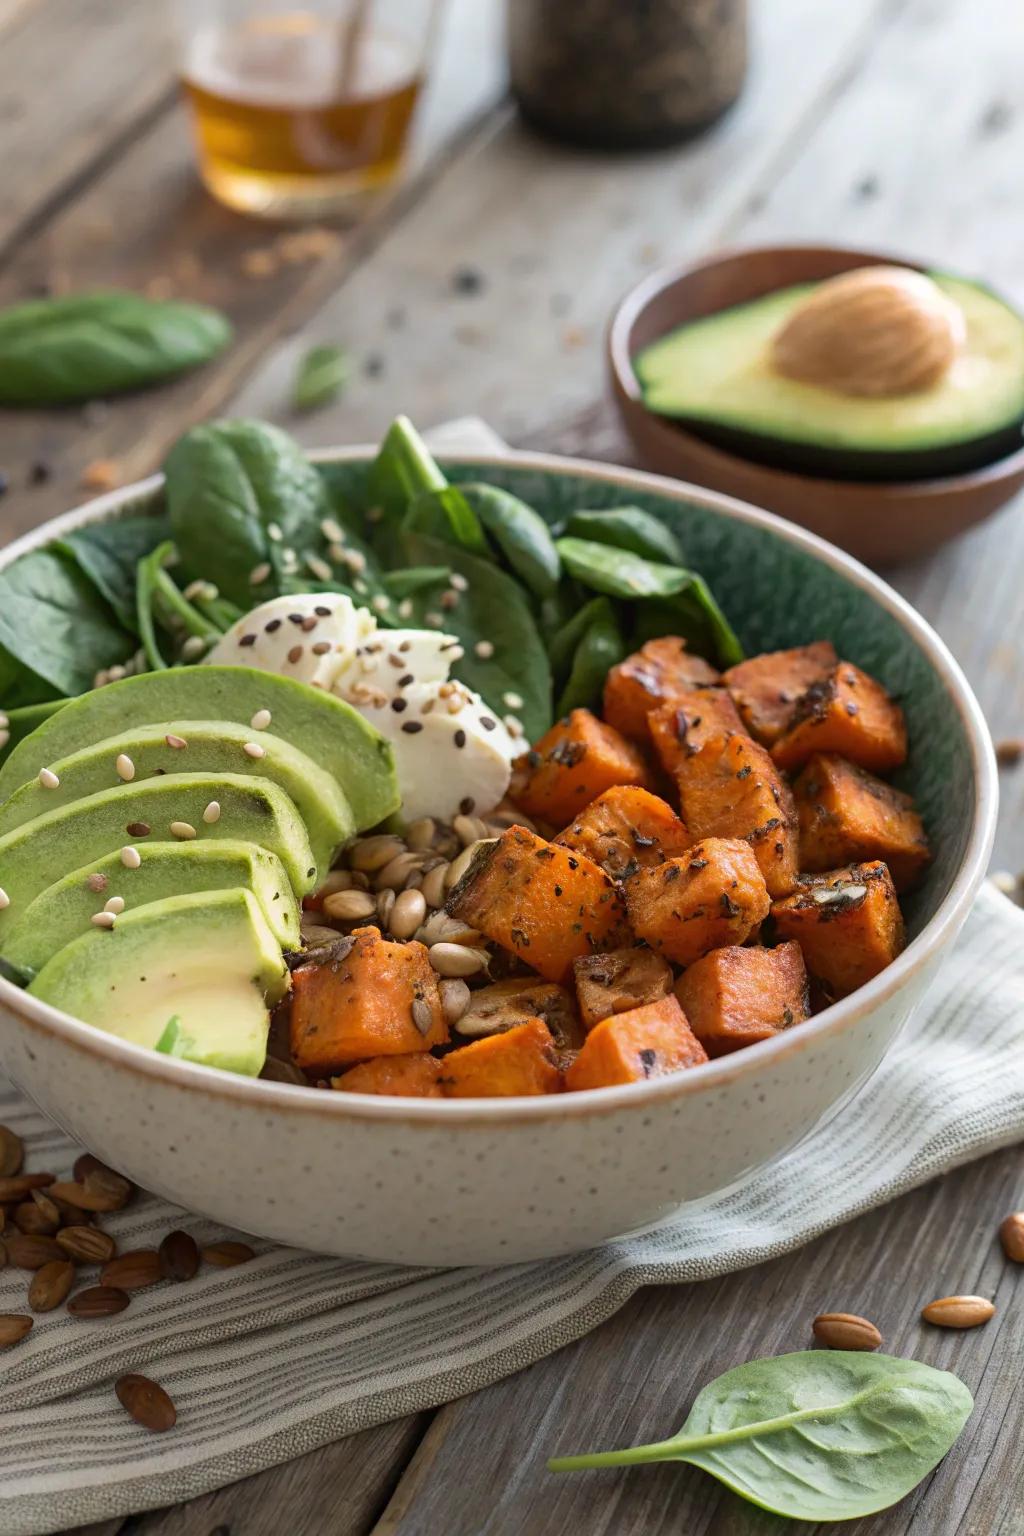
left=368, top=1146, right=1024, bottom=1536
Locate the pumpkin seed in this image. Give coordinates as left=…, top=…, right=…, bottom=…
left=0, top=1125, right=24, bottom=1178
left=116, top=1373, right=177, bottom=1433
left=375, top=888, right=397, bottom=927
left=29, top=1259, right=75, bottom=1313
left=411, top=998, right=435, bottom=1035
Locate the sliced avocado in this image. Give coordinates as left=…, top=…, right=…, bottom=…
left=28, top=888, right=287, bottom=1077
left=0, top=701, right=65, bottom=769
left=635, top=274, right=1024, bottom=480
left=0, top=721, right=353, bottom=873
left=3, top=840, right=300, bottom=974
left=0, top=666, right=398, bottom=828
left=0, top=772, right=315, bottom=948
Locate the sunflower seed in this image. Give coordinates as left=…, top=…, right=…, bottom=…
left=349, top=834, right=405, bottom=872
left=389, top=889, right=427, bottom=940
left=373, top=850, right=424, bottom=892
left=322, top=889, right=377, bottom=922
left=405, top=817, right=437, bottom=851
left=439, top=978, right=471, bottom=1025
left=428, top=943, right=488, bottom=978
left=419, top=863, right=450, bottom=909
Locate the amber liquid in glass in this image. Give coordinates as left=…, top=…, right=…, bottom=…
left=182, top=12, right=423, bottom=217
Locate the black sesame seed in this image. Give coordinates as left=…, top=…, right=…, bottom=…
left=459, top=797, right=475, bottom=815
left=239, top=634, right=257, bottom=648
left=126, top=821, right=151, bottom=837
left=480, top=716, right=496, bottom=731
left=265, top=619, right=282, bottom=633
left=454, top=729, right=466, bottom=748
left=314, top=605, right=332, bottom=617
left=401, top=721, right=424, bottom=734
left=452, top=265, right=485, bottom=295
left=288, top=613, right=305, bottom=626
left=28, top=459, right=52, bottom=485
left=399, top=640, right=412, bottom=652
left=398, top=673, right=414, bottom=687
left=391, top=697, right=408, bottom=713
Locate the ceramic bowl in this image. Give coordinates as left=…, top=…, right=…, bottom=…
left=0, top=450, right=997, bottom=1266
left=608, top=245, right=1024, bottom=567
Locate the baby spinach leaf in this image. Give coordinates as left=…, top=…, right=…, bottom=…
left=548, top=596, right=617, bottom=684
left=549, top=1351, right=973, bottom=1523
left=461, top=484, right=562, bottom=599
left=404, top=487, right=490, bottom=558
left=556, top=606, right=625, bottom=716
left=0, top=549, right=133, bottom=699
left=366, top=415, right=450, bottom=524
left=382, top=566, right=454, bottom=599
left=293, top=344, right=350, bottom=413
left=565, top=506, right=685, bottom=566
left=402, top=532, right=552, bottom=740
left=57, top=512, right=170, bottom=632
left=165, top=419, right=331, bottom=607
left=0, top=292, right=232, bottom=405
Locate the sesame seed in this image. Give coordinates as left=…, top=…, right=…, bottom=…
left=86, top=873, right=109, bottom=893
left=421, top=698, right=435, bottom=714
left=424, top=612, right=443, bottom=629
left=398, top=599, right=413, bottom=619
left=91, top=911, right=116, bottom=929
left=267, top=522, right=283, bottom=541
left=104, top=896, right=125, bottom=914
left=0, top=712, right=8, bottom=729
left=328, top=542, right=347, bottom=564
left=39, top=768, right=60, bottom=789
left=320, top=517, right=345, bottom=543
left=182, top=579, right=208, bottom=602
left=474, top=640, right=494, bottom=660
left=288, top=613, right=305, bottom=626
left=450, top=572, right=469, bottom=592
left=0, top=730, right=8, bottom=750
left=399, top=641, right=413, bottom=652
left=480, top=716, right=497, bottom=731
left=107, top=665, right=127, bottom=683
left=93, top=669, right=109, bottom=689
left=446, top=697, right=464, bottom=714
left=341, top=549, right=367, bottom=573
left=504, top=715, right=524, bottom=738
left=454, top=729, right=466, bottom=748
left=301, top=615, right=319, bottom=632
left=314, top=605, right=332, bottom=617
left=249, top=562, right=272, bottom=585
left=243, top=741, right=266, bottom=759
left=391, top=698, right=408, bottom=713
left=239, top=633, right=257, bottom=648
left=387, top=653, right=404, bottom=669
left=400, top=721, right=424, bottom=736
left=120, top=846, right=142, bottom=869
left=440, top=590, right=459, bottom=610
left=287, top=645, right=304, bottom=664
left=354, top=578, right=368, bottom=595
left=398, top=673, right=414, bottom=687
left=372, top=594, right=391, bottom=613
left=448, top=646, right=465, bottom=662
left=116, top=754, right=136, bottom=782
left=126, top=821, right=151, bottom=837
left=165, top=733, right=188, bottom=750
left=306, top=553, right=333, bottom=582
left=182, top=635, right=207, bottom=660
left=0, top=887, right=9, bottom=910
left=170, top=821, right=197, bottom=840
left=251, top=709, right=272, bottom=730
left=265, top=618, right=282, bottom=633
left=203, top=801, right=221, bottom=824
left=502, top=691, right=524, bottom=710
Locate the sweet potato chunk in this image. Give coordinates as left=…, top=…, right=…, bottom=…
left=510, top=709, right=651, bottom=826
left=723, top=641, right=837, bottom=744
left=564, top=995, right=708, bottom=1090
left=573, top=946, right=675, bottom=1030
left=439, top=1017, right=562, bottom=1097
left=771, top=862, right=905, bottom=1000
left=455, top=978, right=583, bottom=1051
left=555, top=785, right=690, bottom=879
left=290, top=928, right=447, bottom=1073
left=675, top=732, right=799, bottom=898
left=331, top=1055, right=444, bottom=1097
left=793, top=753, right=930, bottom=891
left=674, top=941, right=809, bottom=1056
left=771, top=661, right=907, bottom=773
left=647, top=687, right=746, bottom=776
left=603, top=636, right=720, bottom=741
left=624, top=838, right=770, bottom=966
left=446, top=824, right=628, bottom=983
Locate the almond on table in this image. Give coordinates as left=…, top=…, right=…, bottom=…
left=771, top=661, right=907, bottom=773
left=564, top=995, right=707, bottom=1090
left=555, top=784, right=690, bottom=879
left=510, top=708, right=651, bottom=826
left=771, top=862, right=905, bottom=1000
left=674, top=941, right=809, bottom=1056
left=723, top=642, right=837, bottom=744
left=624, top=838, right=770, bottom=966
left=603, top=636, right=720, bottom=741
left=794, top=753, right=930, bottom=891
left=674, top=731, right=799, bottom=898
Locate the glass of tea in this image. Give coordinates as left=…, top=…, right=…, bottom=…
left=178, top=0, right=442, bottom=219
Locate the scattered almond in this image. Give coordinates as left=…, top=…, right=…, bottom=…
left=995, top=739, right=1024, bottom=768
left=80, top=459, right=121, bottom=493
left=115, top=1374, right=177, bottom=1433
left=921, top=1294, right=995, bottom=1329
left=67, top=1285, right=130, bottom=1318
left=201, top=1241, right=255, bottom=1268
left=0, top=1125, right=24, bottom=1177
left=49, top=1166, right=132, bottom=1213
left=811, top=1312, right=882, bottom=1351
left=100, top=1250, right=162, bottom=1291
left=0, top=1173, right=55, bottom=1201
left=159, top=1229, right=200, bottom=1282
left=29, top=1260, right=75, bottom=1313
left=5, top=1232, right=64, bottom=1269
left=57, top=1225, right=117, bottom=1264
left=999, top=1212, right=1024, bottom=1263
left=0, top=1314, right=33, bottom=1349
left=13, top=1199, right=58, bottom=1236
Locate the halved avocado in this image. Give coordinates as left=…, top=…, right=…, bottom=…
left=635, top=274, right=1024, bottom=481
left=3, top=840, right=301, bottom=974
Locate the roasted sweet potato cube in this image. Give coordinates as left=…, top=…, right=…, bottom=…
left=771, top=661, right=907, bottom=773
left=564, top=995, right=707, bottom=1090
left=455, top=978, right=583, bottom=1052
left=603, top=636, right=720, bottom=740
left=723, top=641, right=838, bottom=745
left=331, top=1054, right=444, bottom=1097
left=675, top=732, right=799, bottom=898
left=674, top=941, right=809, bottom=1057
left=573, top=946, right=675, bottom=1030
left=446, top=824, right=628, bottom=983
left=290, top=928, right=447, bottom=1073
left=771, top=862, right=905, bottom=1000
left=793, top=753, right=930, bottom=891
left=647, top=687, right=746, bottom=776
left=624, top=838, right=770, bottom=966
left=555, top=785, right=690, bottom=879
left=439, top=1017, right=562, bottom=1097
left=510, top=709, right=651, bottom=826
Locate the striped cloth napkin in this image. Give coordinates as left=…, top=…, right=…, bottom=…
left=2, top=423, right=1022, bottom=1535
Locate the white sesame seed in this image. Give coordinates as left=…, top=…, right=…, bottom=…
left=91, top=911, right=116, bottom=929
left=446, top=696, right=464, bottom=714
left=341, top=549, right=367, bottom=573
left=116, top=753, right=135, bottom=782
left=181, top=635, right=208, bottom=660
left=251, top=708, right=272, bottom=730
left=203, top=801, right=221, bottom=824
left=38, top=768, right=60, bottom=789
left=448, top=645, right=465, bottom=662
left=320, top=517, right=345, bottom=543
left=354, top=578, right=369, bottom=595
left=450, top=572, right=469, bottom=592
left=398, top=599, right=414, bottom=619
left=0, top=887, right=9, bottom=910
left=243, top=741, right=266, bottom=759
left=502, top=691, right=524, bottom=710
left=328, top=542, right=347, bottom=564
left=120, top=846, right=142, bottom=869
left=267, top=522, right=283, bottom=542
left=249, top=562, right=272, bottom=585
left=165, top=733, right=188, bottom=750
left=104, top=895, right=125, bottom=914
left=424, top=612, right=444, bottom=629
left=371, top=594, right=391, bottom=613
left=305, top=553, right=333, bottom=582
left=93, top=669, right=109, bottom=689
left=504, top=714, right=524, bottom=737
left=107, top=665, right=127, bottom=683
left=474, top=640, right=495, bottom=660
left=170, top=821, right=197, bottom=840
left=0, top=730, right=8, bottom=751
left=0, top=712, right=8, bottom=728
left=182, top=579, right=207, bottom=602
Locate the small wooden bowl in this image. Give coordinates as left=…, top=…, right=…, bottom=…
left=608, top=244, right=1024, bottom=566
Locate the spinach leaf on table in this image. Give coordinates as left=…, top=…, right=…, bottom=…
left=293, top=344, right=350, bottom=413
left=165, top=419, right=332, bottom=607
left=57, top=513, right=171, bottom=632
left=0, top=549, right=133, bottom=700
left=0, top=292, right=232, bottom=405
left=550, top=1350, right=973, bottom=1522
left=565, top=506, right=685, bottom=566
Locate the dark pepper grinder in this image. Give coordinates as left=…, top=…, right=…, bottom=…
left=507, top=0, right=748, bottom=150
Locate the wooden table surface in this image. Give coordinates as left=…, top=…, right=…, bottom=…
left=1, top=2, right=1022, bottom=1532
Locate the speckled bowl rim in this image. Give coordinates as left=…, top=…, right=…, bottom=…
left=0, top=447, right=998, bottom=1126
